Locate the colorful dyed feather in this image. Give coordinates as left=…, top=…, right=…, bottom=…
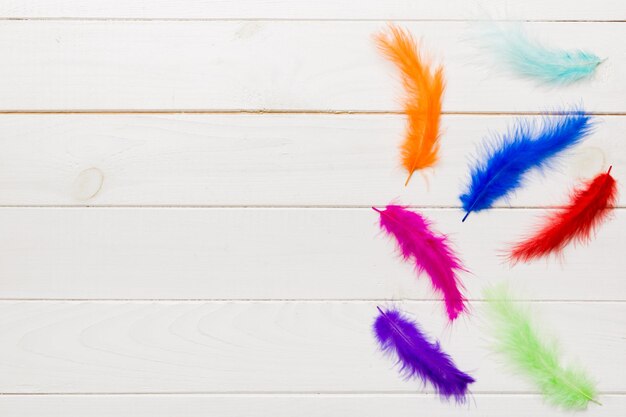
left=483, top=285, right=600, bottom=409
left=477, top=22, right=603, bottom=84
left=373, top=205, right=467, bottom=321
left=373, top=306, right=474, bottom=401
left=509, top=166, right=617, bottom=263
left=460, top=110, right=593, bottom=222
left=375, top=24, right=445, bottom=186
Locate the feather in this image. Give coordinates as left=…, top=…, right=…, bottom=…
left=373, top=306, right=474, bottom=401
left=509, top=166, right=617, bottom=263
left=375, top=24, right=445, bottom=186
left=460, top=110, right=593, bottom=222
left=373, top=205, right=467, bottom=321
left=483, top=285, right=600, bottom=409
left=477, top=22, right=603, bottom=84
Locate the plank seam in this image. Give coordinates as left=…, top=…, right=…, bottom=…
left=0, top=390, right=623, bottom=395
left=0, top=392, right=623, bottom=397
left=0, top=299, right=622, bottom=303
left=0, top=18, right=624, bottom=23
left=0, top=206, right=623, bottom=210
left=0, top=110, right=626, bottom=116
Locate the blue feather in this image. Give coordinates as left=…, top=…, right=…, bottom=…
left=460, top=110, right=593, bottom=222
left=479, top=23, right=603, bottom=84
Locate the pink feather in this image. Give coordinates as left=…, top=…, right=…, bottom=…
left=373, top=205, right=468, bottom=321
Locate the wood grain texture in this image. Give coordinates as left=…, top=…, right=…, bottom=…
left=0, top=114, right=621, bottom=207
left=1, top=394, right=624, bottom=417
left=0, top=21, right=623, bottom=112
left=0, top=0, right=624, bottom=21
left=1, top=0, right=625, bottom=414
left=0, top=208, right=623, bottom=300
left=0, top=301, right=622, bottom=393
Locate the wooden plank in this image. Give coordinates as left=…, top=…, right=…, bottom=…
left=0, top=301, right=622, bottom=393
left=0, top=0, right=623, bottom=21
left=0, top=114, right=622, bottom=207
left=0, top=394, right=624, bottom=417
left=0, top=21, right=622, bottom=112
left=0, top=208, right=623, bottom=300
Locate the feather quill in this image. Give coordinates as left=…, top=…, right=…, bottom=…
left=477, top=22, right=603, bottom=84
left=483, top=285, right=600, bottom=409
left=375, top=25, right=445, bottom=186
left=460, top=110, right=593, bottom=221
left=373, top=205, right=467, bottom=321
left=373, top=306, right=474, bottom=401
left=509, top=166, right=617, bottom=263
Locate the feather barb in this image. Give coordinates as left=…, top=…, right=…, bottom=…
left=509, top=166, right=617, bottom=262
left=375, top=25, right=445, bottom=186
left=477, top=22, right=603, bottom=85
left=484, top=285, right=600, bottom=409
left=460, top=110, right=593, bottom=221
left=373, top=306, right=474, bottom=401
left=374, top=205, right=467, bottom=320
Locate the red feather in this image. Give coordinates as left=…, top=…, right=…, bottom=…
left=509, top=167, right=618, bottom=263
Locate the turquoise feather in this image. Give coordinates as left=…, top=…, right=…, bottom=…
left=479, top=23, right=603, bottom=84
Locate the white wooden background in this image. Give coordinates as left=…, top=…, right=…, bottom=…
left=0, top=1, right=624, bottom=416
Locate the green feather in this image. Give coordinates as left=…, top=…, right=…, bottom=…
left=483, top=285, right=600, bottom=409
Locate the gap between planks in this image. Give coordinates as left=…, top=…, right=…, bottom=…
left=0, top=391, right=623, bottom=396
left=1, top=17, right=625, bottom=23
left=0, top=110, right=626, bottom=116
left=0, top=299, right=622, bottom=303
left=0, top=206, right=624, bottom=209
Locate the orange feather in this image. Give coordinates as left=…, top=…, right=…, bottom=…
left=376, top=25, right=445, bottom=186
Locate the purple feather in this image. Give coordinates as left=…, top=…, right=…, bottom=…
left=373, top=306, right=474, bottom=402
left=373, top=205, right=468, bottom=320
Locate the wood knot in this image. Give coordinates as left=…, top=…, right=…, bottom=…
left=72, top=167, right=104, bottom=201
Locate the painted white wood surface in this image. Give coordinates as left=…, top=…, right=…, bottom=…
left=1, top=395, right=624, bottom=417
left=1, top=0, right=624, bottom=21
left=0, top=114, right=622, bottom=207
left=0, top=21, right=623, bottom=112
left=0, top=301, right=623, bottom=393
left=0, top=208, right=623, bottom=300
left=1, top=1, right=624, bottom=415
